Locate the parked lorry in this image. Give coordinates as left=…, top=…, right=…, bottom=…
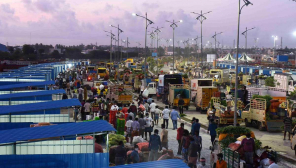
left=190, top=79, right=213, bottom=101
left=242, top=98, right=284, bottom=131
left=157, top=74, right=183, bottom=102
left=107, top=85, right=133, bottom=105
left=209, top=69, right=230, bottom=84
left=168, top=84, right=190, bottom=109
left=97, top=68, right=108, bottom=79
left=207, top=97, right=243, bottom=126
left=194, top=86, right=218, bottom=113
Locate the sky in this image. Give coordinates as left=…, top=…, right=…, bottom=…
left=0, top=0, right=295, bottom=48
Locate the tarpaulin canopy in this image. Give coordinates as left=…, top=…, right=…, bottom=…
left=0, top=81, right=54, bottom=90
left=239, top=53, right=255, bottom=62
left=218, top=53, right=235, bottom=61
left=0, top=99, right=81, bottom=115
left=0, top=89, right=65, bottom=100
left=113, top=159, right=189, bottom=168
left=0, top=120, right=116, bottom=144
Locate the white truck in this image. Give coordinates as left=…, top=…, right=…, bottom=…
left=190, top=79, right=213, bottom=101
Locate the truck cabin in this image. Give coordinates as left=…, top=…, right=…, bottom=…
left=87, top=66, right=95, bottom=73
left=163, top=75, right=183, bottom=92
left=209, top=70, right=221, bottom=78
left=97, top=62, right=106, bottom=67
left=106, top=63, right=113, bottom=68
left=98, top=68, right=107, bottom=75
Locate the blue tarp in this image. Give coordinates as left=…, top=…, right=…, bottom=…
left=0, top=120, right=116, bottom=144
left=0, top=153, right=109, bottom=168
left=0, top=99, right=81, bottom=115
left=0, top=89, right=65, bottom=100
left=0, top=81, right=54, bottom=90
left=113, top=159, right=189, bottom=168
left=0, top=122, right=70, bottom=131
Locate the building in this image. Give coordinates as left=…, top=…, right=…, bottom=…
left=274, top=73, right=296, bottom=93
left=0, top=44, right=8, bottom=52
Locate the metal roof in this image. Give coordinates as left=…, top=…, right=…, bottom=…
left=0, top=81, right=54, bottom=90
left=0, top=120, right=116, bottom=144
left=113, top=159, right=189, bottom=168
left=0, top=99, right=81, bottom=115
left=0, top=89, right=65, bottom=100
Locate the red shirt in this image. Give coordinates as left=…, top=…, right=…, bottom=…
left=177, top=127, right=184, bottom=140
left=95, top=143, right=103, bottom=153
left=122, top=107, right=128, bottom=114
left=241, top=138, right=255, bottom=152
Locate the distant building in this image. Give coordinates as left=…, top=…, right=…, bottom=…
left=49, top=45, right=62, bottom=54
left=0, top=44, right=8, bottom=52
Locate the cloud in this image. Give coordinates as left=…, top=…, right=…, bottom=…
left=1, top=4, right=15, bottom=14
left=22, top=0, right=66, bottom=13
left=142, top=2, right=159, bottom=9
left=104, top=3, right=114, bottom=11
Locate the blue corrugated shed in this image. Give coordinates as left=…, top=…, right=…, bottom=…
left=0, top=99, right=81, bottom=115
left=277, top=55, right=288, bottom=62
left=0, top=81, right=54, bottom=90
left=0, top=89, right=65, bottom=100
left=0, top=43, right=8, bottom=52
left=113, top=159, right=189, bottom=168
left=0, top=120, right=116, bottom=144
left=0, top=122, right=71, bottom=130
left=0, top=153, right=109, bottom=168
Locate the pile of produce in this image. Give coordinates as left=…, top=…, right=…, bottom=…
left=108, top=133, right=126, bottom=147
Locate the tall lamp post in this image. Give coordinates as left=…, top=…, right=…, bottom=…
left=212, top=32, right=223, bottom=68
left=121, top=40, right=126, bottom=61
left=166, top=20, right=182, bottom=70
left=234, top=0, right=253, bottom=126
left=241, top=27, right=255, bottom=50
left=192, top=36, right=201, bottom=68
left=272, top=35, right=278, bottom=62
left=152, top=27, right=164, bottom=74
left=104, top=30, right=115, bottom=63
left=126, top=37, right=130, bottom=60
left=110, top=25, right=123, bottom=62
left=132, top=13, right=154, bottom=85
left=192, top=10, right=212, bottom=76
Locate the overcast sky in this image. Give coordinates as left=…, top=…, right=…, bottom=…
left=0, top=0, right=295, bottom=48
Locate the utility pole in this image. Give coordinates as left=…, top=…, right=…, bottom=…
left=281, top=37, right=283, bottom=49
left=104, top=30, right=115, bottom=63
left=166, top=20, right=182, bottom=70
left=126, top=37, right=130, bottom=60
left=110, top=25, right=123, bottom=62
left=241, top=27, right=255, bottom=52
left=152, top=27, right=164, bottom=74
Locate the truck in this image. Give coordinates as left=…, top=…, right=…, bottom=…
left=194, top=86, right=218, bottom=113
left=107, top=85, right=133, bottom=105
left=207, top=97, right=243, bottom=126
left=242, top=98, right=284, bottom=131
left=97, top=68, right=108, bottom=79
left=209, top=69, right=230, bottom=84
left=190, top=79, right=213, bottom=101
left=168, top=84, right=190, bottom=110
left=157, top=74, right=183, bottom=102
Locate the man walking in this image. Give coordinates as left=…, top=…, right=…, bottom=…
left=283, top=116, right=292, bottom=140
left=138, top=114, right=146, bottom=138
left=192, top=119, right=201, bottom=136
left=131, top=118, right=140, bottom=143
left=177, top=123, right=185, bottom=155
left=193, top=131, right=202, bottom=161
left=160, top=124, right=168, bottom=149
left=129, top=102, right=138, bottom=116
left=236, top=133, right=255, bottom=165
left=162, top=106, right=170, bottom=129
left=144, top=113, right=154, bottom=140
left=148, top=129, right=161, bottom=161
left=171, top=107, right=181, bottom=130
left=178, top=97, right=185, bottom=114
left=149, top=100, right=157, bottom=120
left=208, top=119, right=218, bottom=146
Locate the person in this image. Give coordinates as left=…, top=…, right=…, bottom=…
left=84, top=87, right=88, bottom=101
left=242, top=85, right=248, bottom=106
left=99, top=83, right=105, bottom=91
left=62, top=93, right=68, bottom=100
left=177, top=123, right=185, bottom=155
left=72, top=90, right=78, bottom=99
left=236, top=133, right=255, bottom=165
left=226, top=92, right=232, bottom=101
left=208, top=119, right=218, bottom=146
left=193, top=131, right=202, bottom=161
left=178, top=97, right=185, bottom=114
left=215, top=153, right=227, bottom=168
left=149, top=100, right=157, bottom=119
left=162, top=106, right=170, bottom=129
left=170, top=107, right=181, bottom=130
left=144, top=102, right=149, bottom=115
left=147, top=96, right=153, bottom=105
left=144, top=113, right=154, bottom=140
left=78, top=87, right=83, bottom=102
left=197, top=158, right=210, bottom=168
left=160, top=124, right=168, bottom=149
left=131, top=118, right=140, bottom=143
left=84, top=101, right=91, bottom=119
left=128, top=110, right=135, bottom=121
left=66, top=82, right=71, bottom=96
left=268, top=157, right=279, bottom=168
left=192, top=119, right=200, bottom=136
left=158, top=150, right=174, bottom=160
left=130, top=145, right=140, bottom=164
left=154, top=105, right=161, bottom=125
left=148, top=129, right=162, bottom=161
left=129, top=102, right=138, bottom=116
left=73, top=106, right=79, bottom=121
left=138, top=114, right=146, bottom=138
left=137, top=95, right=143, bottom=106
left=283, top=116, right=292, bottom=140
left=125, top=116, right=134, bottom=143
left=191, top=117, right=196, bottom=135
left=181, top=129, right=190, bottom=163
left=188, top=137, right=199, bottom=168
left=111, top=103, right=119, bottom=111
left=115, top=141, right=126, bottom=165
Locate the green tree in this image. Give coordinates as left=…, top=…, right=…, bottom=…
left=22, top=45, right=35, bottom=55
left=38, top=49, right=45, bottom=54
left=265, top=77, right=275, bottom=87
left=157, top=46, right=165, bottom=56
left=51, top=50, right=60, bottom=58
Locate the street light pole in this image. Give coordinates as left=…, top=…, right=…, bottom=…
left=121, top=40, right=126, bottom=61
left=126, top=37, right=130, bottom=60
left=132, top=12, right=154, bottom=86
left=212, top=32, right=223, bottom=68
left=192, top=10, right=212, bottom=78
left=241, top=27, right=255, bottom=51
left=234, top=0, right=253, bottom=126
left=166, top=20, right=182, bottom=70
left=272, top=36, right=278, bottom=62
left=104, top=30, right=115, bottom=63
left=110, top=25, right=123, bottom=62
left=152, top=27, right=164, bottom=74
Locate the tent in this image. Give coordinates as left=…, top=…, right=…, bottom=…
left=218, top=53, right=235, bottom=61
left=239, top=53, right=255, bottom=62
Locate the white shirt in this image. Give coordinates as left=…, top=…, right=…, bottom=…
left=155, top=108, right=161, bottom=114
left=162, top=109, right=170, bottom=119
left=111, top=105, right=119, bottom=111
left=99, top=84, right=105, bottom=90
left=144, top=117, right=153, bottom=127
left=84, top=103, right=91, bottom=112
left=144, top=103, right=149, bottom=111
left=125, top=120, right=133, bottom=128
left=78, top=88, right=83, bottom=94
left=128, top=112, right=135, bottom=121
left=149, top=103, right=157, bottom=112
left=226, top=94, right=232, bottom=100
left=268, top=163, right=279, bottom=168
